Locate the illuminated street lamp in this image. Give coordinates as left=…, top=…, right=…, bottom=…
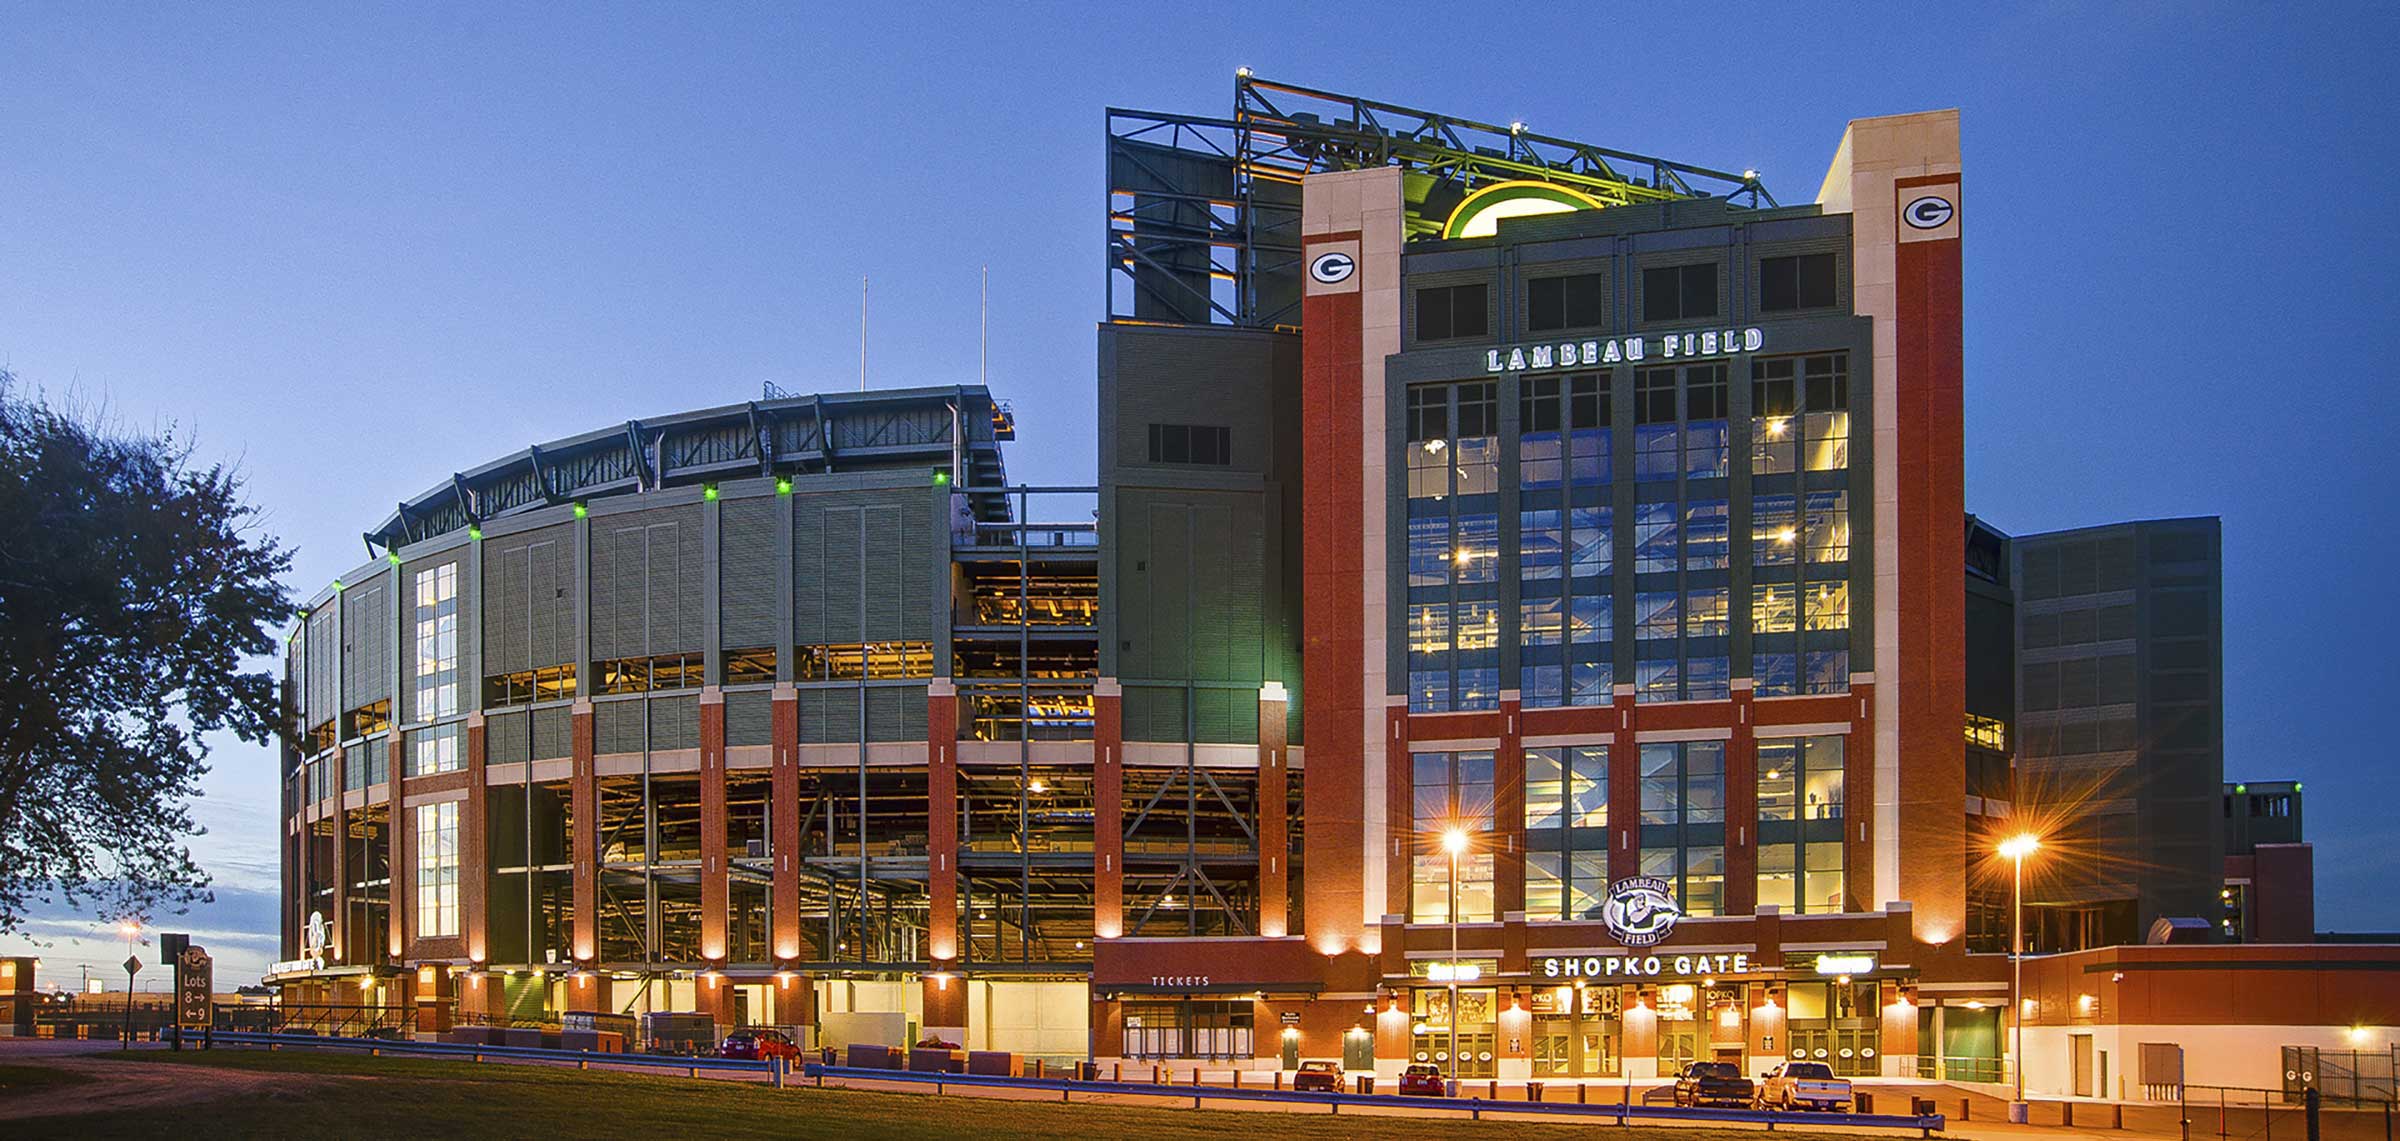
left=1442, top=827, right=1470, bottom=1094
left=1999, top=833, right=2041, bottom=1120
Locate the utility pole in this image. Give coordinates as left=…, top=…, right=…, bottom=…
left=860, top=276, right=869, bottom=392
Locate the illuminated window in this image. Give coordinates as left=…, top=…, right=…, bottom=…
left=1753, top=585, right=1797, bottom=635
left=795, top=642, right=933, bottom=681
left=1525, top=744, right=1610, bottom=921
left=1804, top=491, right=1850, bottom=563
left=724, top=647, right=777, bottom=686
left=1411, top=750, right=1497, bottom=923
left=415, top=800, right=459, bottom=937
left=1639, top=741, right=1725, bottom=916
left=483, top=664, right=577, bottom=708
left=1753, top=494, right=1798, bottom=566
left=412, top=563, right=459, bottom=719
left=407, top=723, right=463, bottom=777
left=596, top=653, right=704, bottom=695
left=1804, top=581, right=1850, bottom=632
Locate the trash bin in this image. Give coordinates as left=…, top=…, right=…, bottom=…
left=1356, top=1075, right=1374, bottom=1095
left=1527, top=1081, right=1545, bottom=1102
left=1856, top=1091, right=1874, bottom=1114
left=1913, top=1096, right=1937, bottom=1117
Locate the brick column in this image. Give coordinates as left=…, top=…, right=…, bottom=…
left=700, top=689, right=728, bottom=963
left=701, top=970, right=737, bottom=1030
left=1847, top=681, right=1877, bottom=912
left=1494, top=698, right=1526, bottom=915
left=464, top=713, right=489, bottom=965
left=770, top=685, right=801, bottom=961
left=922, top=972, right=967, bottom=1043
left=1384, top=705, right=1412, bottom=932
left=1258, top=686, right=1290, bottom=937
left=570, top=700, right=596, bottom=965
left=414, top=964, right=455, bottom=1033
left=388, top=733, right=409, bottom=961
left=1610, top=688, right=1639, bottom=881
left=773, top=970, right=815, bottom=1030
left=1726, top=684, right=1759, bottom=916
left=1093, top=680, right=1123, bottom=938
left=927, top=680, right=959, bottom=960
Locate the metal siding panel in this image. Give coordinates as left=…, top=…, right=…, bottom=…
left=725, top=691, right=773, bottom=746
left=532, top=706, right=571, bottom=761
left=648, top=696, right=699, bottom=752
left=719, top=498, right=781, bottom=649
left=596, top=700, right=644, bottom=756
left=864, top=506, right=904, bottom=639
left=487, top=710, right=531, bottom=767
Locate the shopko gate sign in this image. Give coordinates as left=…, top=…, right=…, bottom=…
left=1486, top=327, right=1765, bottom=374
left=1541, top=952, right=1752, bottom=980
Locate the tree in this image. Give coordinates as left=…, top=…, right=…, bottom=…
left=0, top=371, right=292, bottom=935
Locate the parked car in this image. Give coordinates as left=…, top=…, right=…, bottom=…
left=1756, top=1061, right=1852, bottom=1111
left=1292, top=1060, right=1343, bottom=1092
left=717, top=1027, right=802, bottom=1062
left=1397, top=1062, right=1449, bottom=1096
left=1672, top=1061, right=1754, bottom=1107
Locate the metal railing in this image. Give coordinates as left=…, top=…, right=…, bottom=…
left=203, top=1031, right=779, bottom=1080
left=800, top=1063, right=1949, bottom=1133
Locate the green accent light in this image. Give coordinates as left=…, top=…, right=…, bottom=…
left=775, top=477, right=793, bottom=496
left=2293, top=782, right=2303, bottom=792
left=468, top=525, right=483, bottom=541
left=331, top=579, right=345, bottom=592
left=933, top=470, right=950, bottom=486
left=1442, top=180, right=1612, bottom=239
left=703, top=484, right=719, bottom=501
left=573, top=503, right=588, bottom=519
left=387, top=553, right=402, bottom=566
left=2234, top=783, right=2247, bottom=794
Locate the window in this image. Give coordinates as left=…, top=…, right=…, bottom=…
left=415, top=801, right=460, bottom=937
left=407, top=722, right=463, bottom=777
left=412, top=563, right=460, bottom=719
left=1569, top=375, right=1610, bottom=485
left=1684, top=501, right=1728, bottom=569
left=1412, top=751, right=1497, bottom=922
left=596, top=653, right=705, bottom=695
left=1760, top=253, right=1838, bottom=312
left=1147, top=423, right=1231, bottom=466
left=1803, top=355, right=1850, bottom=471
left=1408, top=383, right=1500, bottom=713
left=724, top=647, right=777, bottom=686
left=1756, top=735, right=1846, bottom=913
left=1683, top=366, right=1728, bottom=479
left=1804, top=580, right=1850, bottom=631
left=1528, top=273, right=1605, bottom=332
left=484, top=664, right=577, bottom=708
left=1634, top=504, right=1678, bottom=573
left=795, top=642, right=933, bottom=680
left=1417, top=283, right=1490, bottom=341
left=1524, top=745, right=1610, bottom=920
left=1641, top=263, right=1718, bottom=323
left=1638, top=741, right=1726, bottom=916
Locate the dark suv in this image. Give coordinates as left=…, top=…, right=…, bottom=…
left=1672, top=1061, right=1754, bottom=1107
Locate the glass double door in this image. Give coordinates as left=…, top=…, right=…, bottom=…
left=1788, top=1024, right=1879, bottom=1076
left=1533, top=1019, right=1621, bottom=1077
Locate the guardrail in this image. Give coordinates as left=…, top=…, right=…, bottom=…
left=204, top=1031, right=779, bottom=1082
left=799, top=1063, right=1949, bottom=1134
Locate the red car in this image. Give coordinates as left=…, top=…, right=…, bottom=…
left=1398, top=1062, right=1449, bottom=1096
left=1292, top=1060, right=1342, bottom=1092
left=717, top=1028, right=802, bottom=1062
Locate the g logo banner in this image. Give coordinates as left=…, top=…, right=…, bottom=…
left=1904, top=195, right=1956, bottom=230
left=1308, top=251, right=1357, bottom=284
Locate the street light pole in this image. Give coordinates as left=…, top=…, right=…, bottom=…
left=2000, top=833, right=2040, bottom=1122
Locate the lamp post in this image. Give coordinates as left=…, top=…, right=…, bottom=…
left=1442, top=827, right=1469, bottom=1095
left=118, top=920, right=141, bottom=1050
left=1999, top=833, right=2040, bottom=1122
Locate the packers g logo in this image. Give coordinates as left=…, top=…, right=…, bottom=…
left=1600, top=877, right=1682, bottom=947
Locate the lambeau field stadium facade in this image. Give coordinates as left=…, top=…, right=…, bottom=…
left=276, top=75, right=2345, bottom=1089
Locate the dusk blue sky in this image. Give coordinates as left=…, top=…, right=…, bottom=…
left=4, top=3, right=2394, bottom=987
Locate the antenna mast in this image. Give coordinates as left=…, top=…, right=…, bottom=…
left=859, top=276, right=869, bottom=392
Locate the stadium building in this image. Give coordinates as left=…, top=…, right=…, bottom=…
left=274, top=75, right=2382, bottom=1092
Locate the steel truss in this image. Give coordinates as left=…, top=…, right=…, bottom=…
left=1107, top=73, right=1777, bottom=329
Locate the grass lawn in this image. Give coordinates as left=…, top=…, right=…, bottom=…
left=0, top=1062, right=91, bottom=1097
left=9, top=1049, right=1888, bottom=1139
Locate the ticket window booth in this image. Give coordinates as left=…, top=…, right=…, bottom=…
left=1784, top=980, right=1880, bottom=1076
left=1531, top=983, right=1621, bottom=1077
left=1412, top=986, right=1498, bottom=1078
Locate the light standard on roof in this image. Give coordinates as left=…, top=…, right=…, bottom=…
left=1442, top=827, right=1470, bottom=1094
left=1999, top=833, right=2041, bottom=1122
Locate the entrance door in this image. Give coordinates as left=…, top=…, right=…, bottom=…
left=1580, top=1027, right=1619, bottom=1077
left=2073, top=1035, right=2095, bottom=1097
left=1281, top=1033, right=1299, bottom=1070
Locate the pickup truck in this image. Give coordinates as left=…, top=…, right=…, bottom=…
left=1756, top=1061, right=1853, bottom=1111
left=1672, top=1061, right=1755, bottom=1107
